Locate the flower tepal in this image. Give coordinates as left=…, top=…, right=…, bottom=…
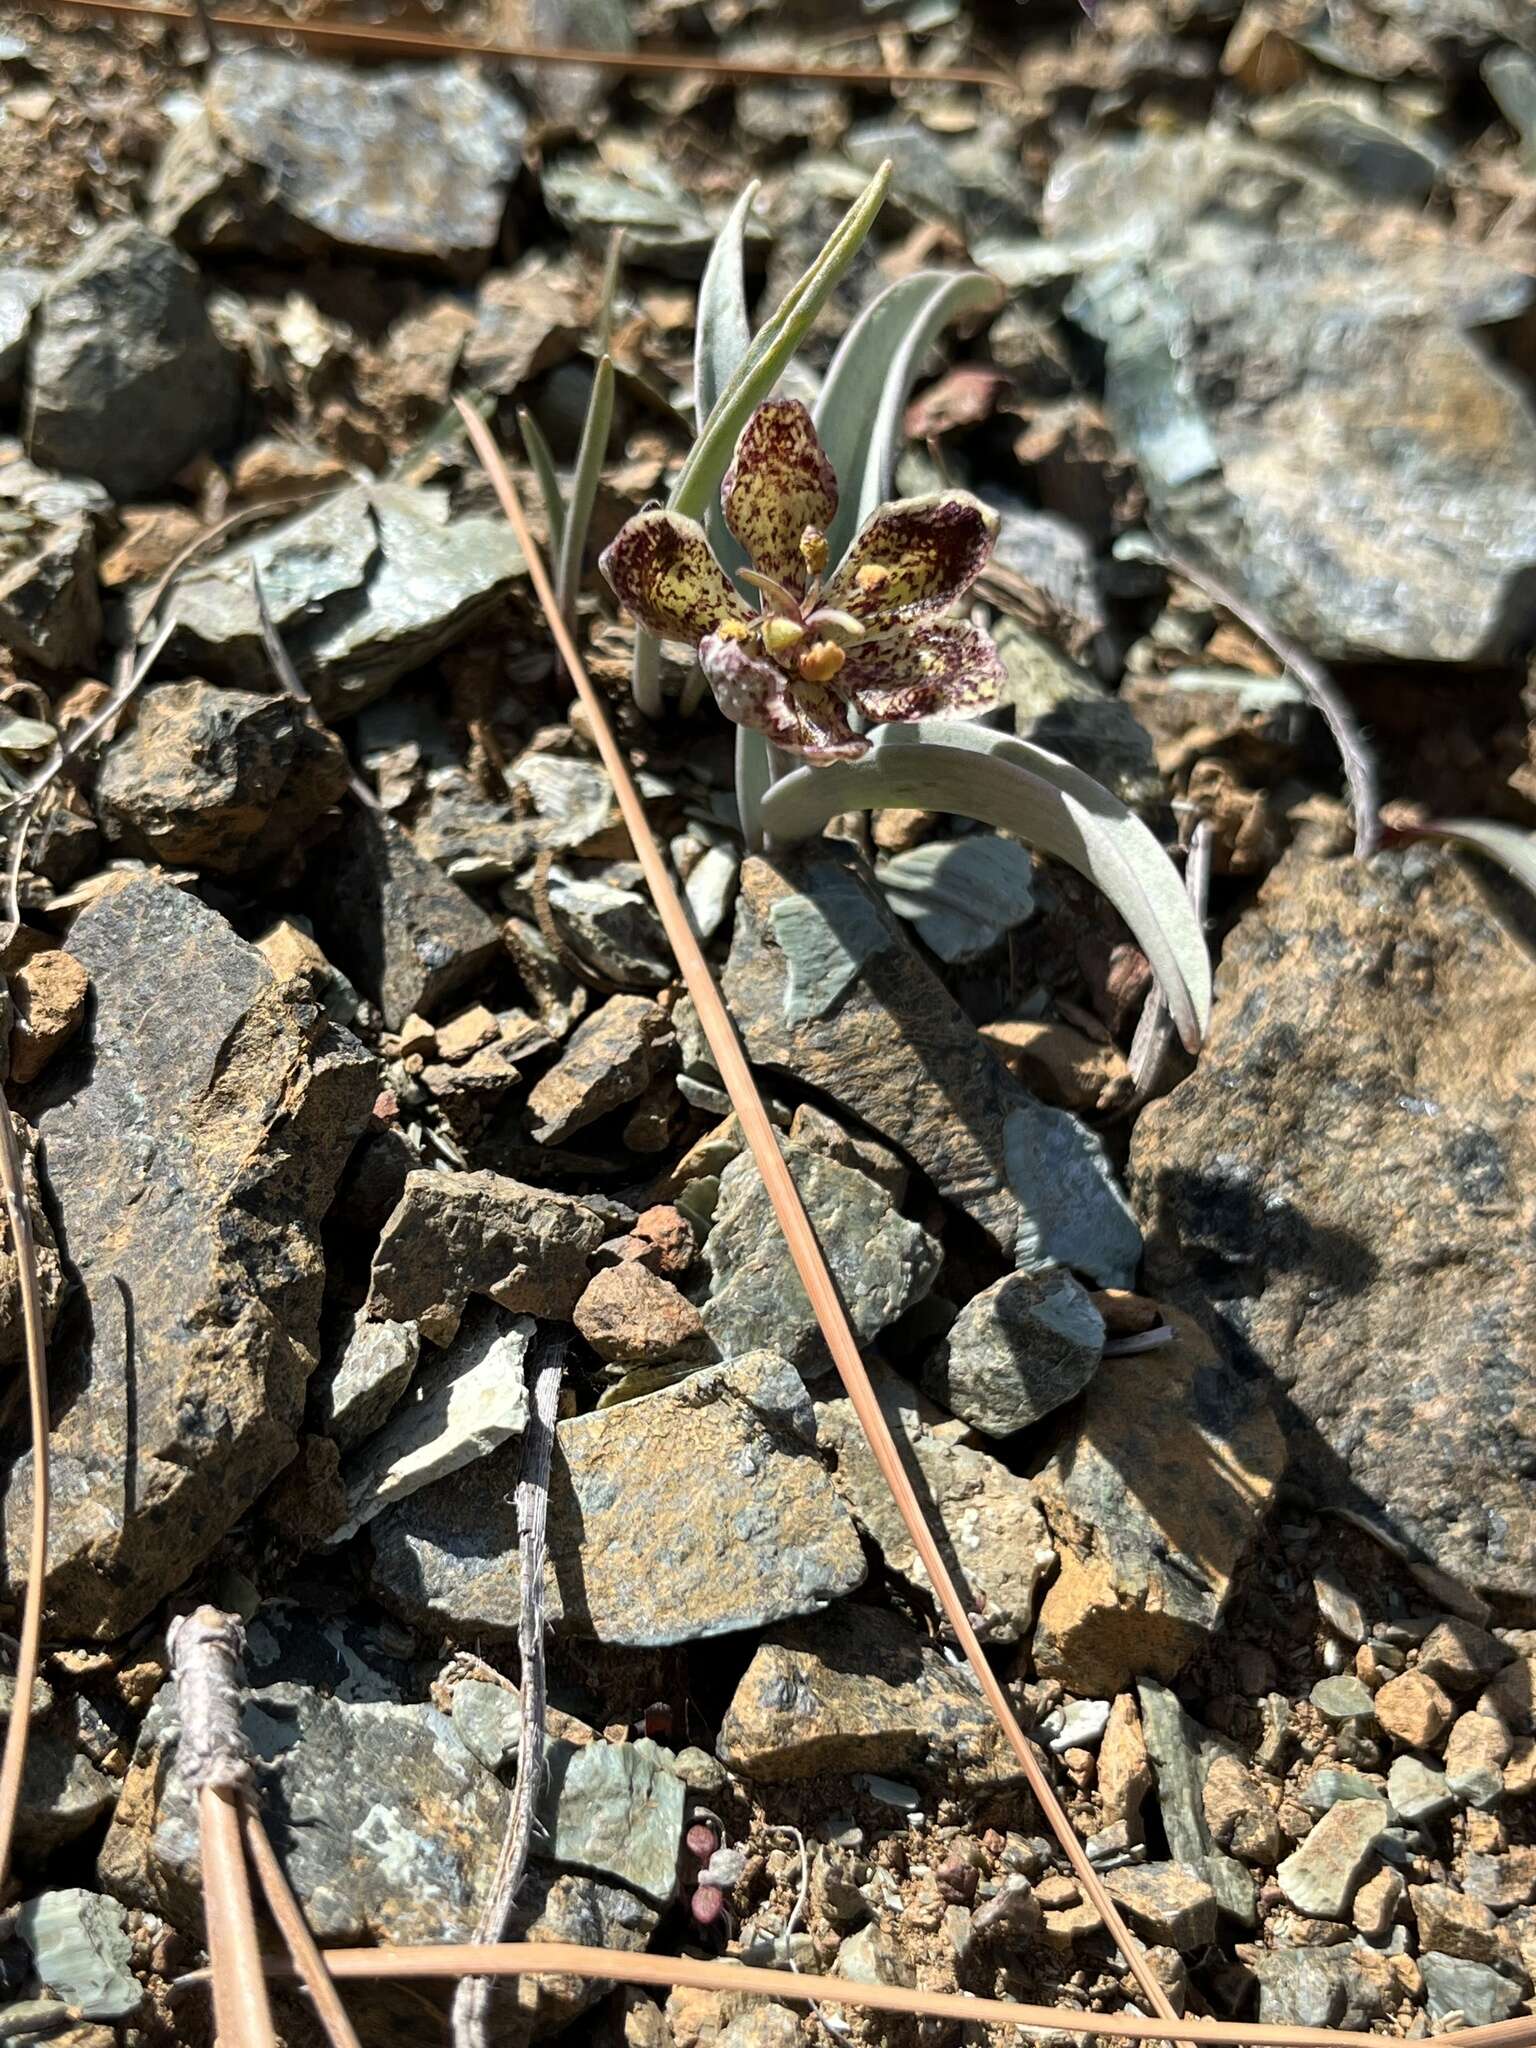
left=599, top=399, right=1006, bottom=762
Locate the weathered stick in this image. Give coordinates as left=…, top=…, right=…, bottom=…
left=168, top=1607, right=275, bottom=2048
left=452, top=1333, right=564, bottom=2048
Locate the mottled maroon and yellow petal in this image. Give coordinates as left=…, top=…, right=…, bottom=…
left=838, top=617, right=1005, bottom=726
left=699, top=630, right=867, bottom=762
left=600, top=510, right=752, bottom=645
left=823, top=491, right=1000, bottom=626
left=721, top=399, right=839, bottom=596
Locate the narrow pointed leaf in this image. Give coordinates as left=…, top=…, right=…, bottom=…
left=760, top=719, right=1212, bottom=1051
left=517, top=406, right=566, bottom=559
left=695, top=181, right=758, bottom=580
left=555, top=353, right=615, bottom=627
left=815, top=269, right=1002, bottom=565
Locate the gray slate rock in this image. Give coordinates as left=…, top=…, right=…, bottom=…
left=0, top=266, right=45, bottom=399
left=13, top=1728, right=115, bottom=1858
left=815, top=1367, right=1053, bottom=1645
left=452, top=1679, right=521, bottom=1774
left=332, top=1305, right=532, bottom=1541
left=1052, top=133, right=1536, bottom=663
left=922, top=1266, right=1105, bottom=1438
left=1421, top=1953, right=1528, bottom=2027
left=96, top=1672, right=663, bottom=2042
left=1132, top=849, right=1536, bottom=1602
left=700, top=1139, right=941, bottom=1374
left=370, top=1351, right=865, bottom=1646
left=154, top=483, right=526, bottom=719
left=97, top=681, right=349, bottom=873
left=100, top=1681, right=509, bottom=1941
left=722, top=848, right=1141, bottom=1284
left=1249, top=86, right=1450, bottom=201
left=9, top=875, right=376, bottom=1638
left=151, top=50, right=526, bottom=271
left=542, top=158, right=722, bottom=277
left=310, top=1315, right=420, bottom=1454
left=1276, top=1797, right=1389, bottom=1918
left=365, top=1168, right=606, bottom=1338
left=1137, top=1680, right=1257, bottom=1928
left=0, top=503, right=99, bottom=675
left=1388, top=1755, right=1456, bottom=1825
left=16, top=1890, right=139, bottom=2023
left=308, top=810, right=501, bottom=1029
left=25, top=220, right=238, bottom=500
left=541, top=1738, right=685, bottom=1909
left=992, top=618, right=1164, bottom=813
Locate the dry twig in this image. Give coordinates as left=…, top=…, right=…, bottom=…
left=452, top=1332, right=563, bottom=2048
left=218, top=1939, right=1536, bottom=2048
left=0, top=1103, right=49, bottom=1899
left=57, top=0, right=1013, bottom=87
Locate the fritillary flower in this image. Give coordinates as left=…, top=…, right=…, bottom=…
left=599, top=399, right=1005, bottom=762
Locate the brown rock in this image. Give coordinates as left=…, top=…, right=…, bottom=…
left=1419, top=1619, right=1511, bottom=1694
left=1203, top=1753, right=1283, bottom=1866
left=573, top=1262, right=709, bottom=1367
left=97, top=680, right=349, bottom=874
left=5, top=931, right=87, bottom=1085
left=1103, top=1863, right=1218, bottom=1950
left=1353, top=1865, right=1405, bottom=1941
left=1481, top=1656, right=1536, bottom=1734
left=717, top=1605, right=1009, bottom=1788
left=365, top=1167, right=606, bottom=1340
left=1132, top=848, right=1536, bottom=1602
left=8, top=874, right=376, bottom=1637
left=1410, top=1883, right=1525, bottom=1974
left=527, top=994, right=675, bottom=1147
left=1374, top=1669, right=1455, bottom=1750
left=1098, top=1693, right=1152, bottom=1835
left=1031, top=1310, right=1285, bottom=1693
left=979, top=1017, right=1132, bottom=1114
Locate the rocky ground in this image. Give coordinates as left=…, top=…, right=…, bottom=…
left=0, top=0, right=1532, bottom=2043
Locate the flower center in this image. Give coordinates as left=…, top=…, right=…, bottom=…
left=797, top=639, right=846, bottom=684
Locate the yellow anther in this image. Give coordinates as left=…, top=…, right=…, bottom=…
left=855, top=563, right=891, bottom=597
left=796, top=639, right=847, bottom=684
left=715, top=617, right=754, bottom=643
left=761, top=615, right=807, bottom=659
left=800, top=526, right=829, bottom=578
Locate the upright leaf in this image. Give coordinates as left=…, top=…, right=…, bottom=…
left=695, top=182, right=758, bottom=580
left=1386, top=816, right=1536, bottom=906
left=760, top=719, right=1212, bottom=1051
left=815, top=270, right=1001, bottom=565
left=555, top=353, right=616, bottom=628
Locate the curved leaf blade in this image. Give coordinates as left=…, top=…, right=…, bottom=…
left=761, top=719, right=1212, bottom=1050
left=695, top=181, right=758, bottom=581
left=1387, top=816, right=1536, bottom=904
left=815, top=269, right=1001, bottom=565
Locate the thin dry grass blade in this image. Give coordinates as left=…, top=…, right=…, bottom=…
left=454, top=398, right=1185, bottom=2034
left=241, top=1803, right=362, bottom=2048
left=57, top=0, right=1013, bottom=86
left=224, top=1941, right=1536, bottom=2048
left=0, top=1102, right=49, bottom=1897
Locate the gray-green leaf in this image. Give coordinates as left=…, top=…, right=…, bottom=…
left=761, top=719, right=1212, bottom=1051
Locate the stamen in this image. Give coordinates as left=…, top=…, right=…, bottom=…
left=797, top=640, right=847, bottom=684
left=715, top=618, right=755, bottom=643
left=855, top=563, right=891, bottom=597
left=800, top=526, right=829, bottom=578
